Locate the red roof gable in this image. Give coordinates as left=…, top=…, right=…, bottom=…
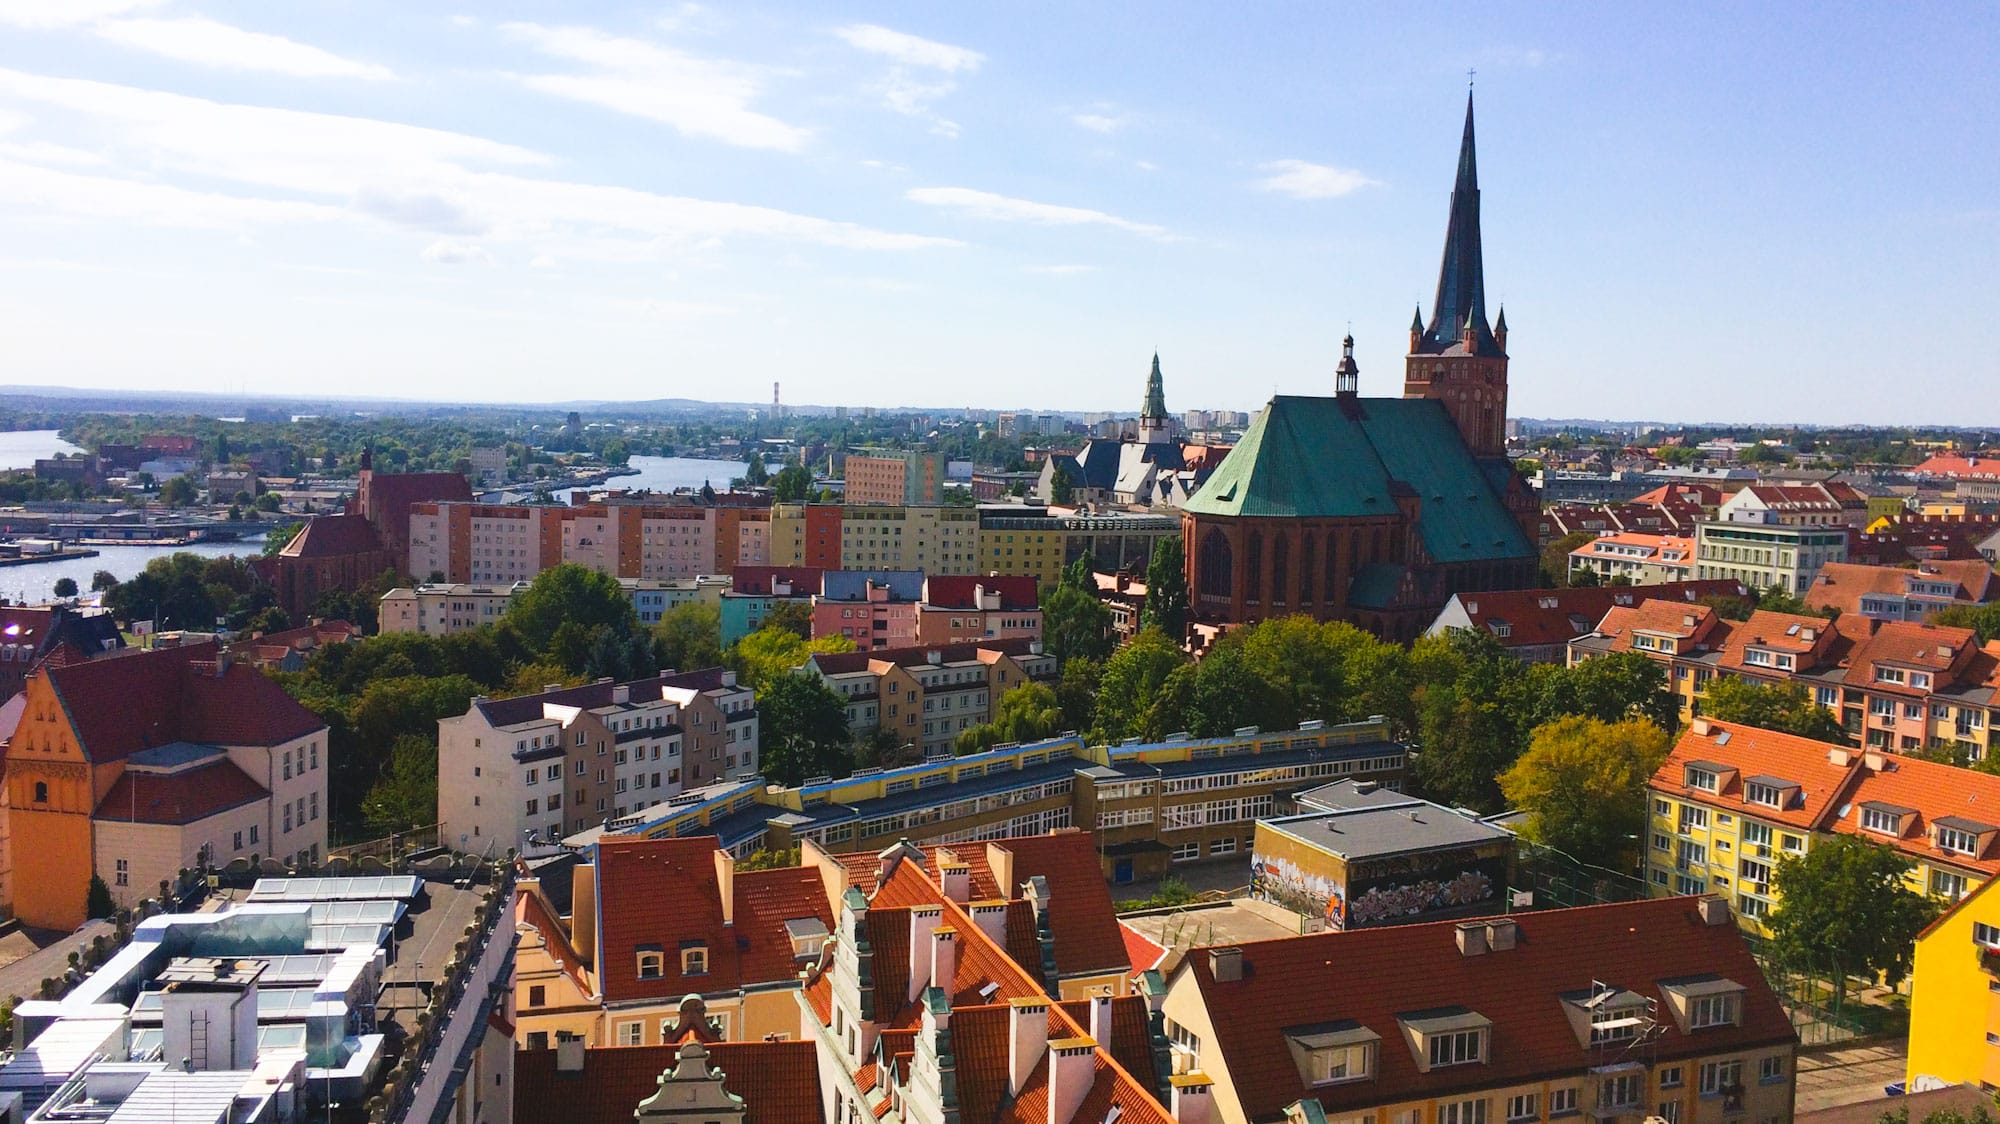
left=38, top=643, right=324, bottom=764
left=1182, top=897, right=1795, bottom=1122
left=731, top=566, right=824, bottom=596
left=277, top=514, right=382, bottom=559
left=95, top=757, right=268, bottom=825
left=1653, top=719, right=1860, bottom=832
left=922, top=574, right=1040, bottom=611
left=1806, top=560, right=2000, bottom=617
left=1831, top=751, right=2000, bottom=877
left=514, top=1041, right=821, bottom=1124
left=1450, top=581, right=1745, bottom=651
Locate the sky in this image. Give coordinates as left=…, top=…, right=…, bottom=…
left=0, top=3, right=1994, bottom=424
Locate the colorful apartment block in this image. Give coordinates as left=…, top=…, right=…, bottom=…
left=1646, top=718, right=2000, bottom=933
left=378, top=581, right=526, bottom=636
left=1568, top=532, right=1696, bottom=585
left=842, top=449, right=945, bottom=505
left=1158, top=896, right=1798, bottom=1124
left=803, top=637, right=1056, bottom=755
left=1906, top=875, right=2000, bottom=1090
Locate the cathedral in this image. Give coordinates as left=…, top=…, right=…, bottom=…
left=1181, top=93, right=1542, bottom=641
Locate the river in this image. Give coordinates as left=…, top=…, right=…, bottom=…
left=0, top=538, right=268, bottom=604
left=612, top=455, right=778, bottom=493
left=0, top=429, right=83, bottom=470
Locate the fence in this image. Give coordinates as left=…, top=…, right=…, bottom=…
left=329, top=823, right=445, bottom=863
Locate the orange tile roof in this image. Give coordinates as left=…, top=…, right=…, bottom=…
left=1454, top=582, right=1744, bottom=651
left=1597, top=599, right=1722, bottom=653
left=1843, top=621, right=1979, bottom=694
left=1569, top=532, right=1694, bottom=557
left=1182, top=897, right=1796, bottom=1123
left=1806, top=560, right=2000, bottom=618
left=990, top=832, right=1132, bottom=977
left=1913, top=453, right=2000, bottom=480
left=1829, top=752, right=2000, bottom=877
left=1712, top=610, right=1843, bottom=672
left=1652, top=719, right=1860, bottom=831
left=514, top=1041, right=821, bottom=1124
left=1120, top=921, right=1167, bottom=974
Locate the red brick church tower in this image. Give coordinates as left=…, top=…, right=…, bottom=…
left=1403, top=90, right=1510, bottom=459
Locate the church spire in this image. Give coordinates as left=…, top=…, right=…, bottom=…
left=1142, top=352, right=1167, bottom=420
left=1420, top=90, right=1501, bottom=357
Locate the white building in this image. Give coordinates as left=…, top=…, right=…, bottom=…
left=378, top=582, right=526, bottom=636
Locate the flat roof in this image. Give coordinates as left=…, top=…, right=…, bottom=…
left=1260, top=802, right=1513, bottom=861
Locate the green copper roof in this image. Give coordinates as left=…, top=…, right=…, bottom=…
left=1181, top=395, right=1534, bottom=565
left=1142, top=352, right=1168, bottom=420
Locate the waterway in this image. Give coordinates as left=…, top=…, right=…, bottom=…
left=0, top=429, right=82, bottom=470
left=613, top=455, right=778, bottom=494
left=0, top=538, right=268, bottom=604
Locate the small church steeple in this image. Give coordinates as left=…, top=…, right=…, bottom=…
left=1335, top=333, right=1360, bottom=397
left=1137, top=352, right=1171, bottom=445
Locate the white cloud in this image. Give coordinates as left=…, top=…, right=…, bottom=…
left=500, top=22, right=807, bottom=152
left=1024, top=263, right=1097, bottom=275
left=420, top=239, right=492, bottom=266
left=94, top=16, right=396, bottom=80
left=0, top=0, right=159, bottom=29
left=833, top=24, right=982, bottom=73
left=1071, top=113, right=1123, bottom=134
left=1255, top=159, right=1378, bottom=200
left=1134, top=160, right=1157, bottom=172
left=0, top=69, right=955, bottom=259
left=906, top=186, right=1167, bottom=239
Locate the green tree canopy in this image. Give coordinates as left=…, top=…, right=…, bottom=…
left=654, top=601, right=724, bottom=671
left=728, top=626, right=854, bottom=694
left=52, top=577, right=77, bottom=599
left=756, top=674, right=851, bottom=786
left=1139, top=534, right=1188, bottom=642
left=771, top=463, right=814, bottom=502
left=1542, top=531, right=1596, bottom=587
left=1932, top=603, right=2000, bottom=645
left=361, top=733, right=440, bottom=836
left=1088, top=627, right=1191, bottom=744
left=1701, top=677, right=1847, bottom=743
left=957, top=682, right=1063, bottom=754
left=1499, top=715, right=1672, bottom=868
left=504, top=564, right=637, bottom=652
left=1049, top=462, right=1074, bottom=506
left=1042, top=582, right=1113, bottom=663
left=741, top=447, right=770, bottom=486
left=761, top=600, right=814, bottom=640
left=1769, top=833, right=1937, bottom=987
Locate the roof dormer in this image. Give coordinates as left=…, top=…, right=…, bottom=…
left=1658, top=974, right=1746, bottom=1033
left=1282, top=1021, right=1381, bottom=1087
left=1858, top=800, right=1916, bottom=839
left=1932, top=816, right=1995, bottom=859
left=1681, top=760, right=1736, bottom=795
left=1740, top=775, right=1801, bottom=812
left=1397, top=1007, right=1492, bottom=1073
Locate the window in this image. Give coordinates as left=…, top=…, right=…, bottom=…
left=1548, top=1089, right=1578, bottom=1117
left=1679, top=806, right=1708, bottom=832
left=1506, top=1095, right=1537, bottom=1122
left=1690, top=992, right=1740, bottom=1028
left=1657, top=1102, right=1681, bottom=1124
left=32, top=781, right=46, bottom=803
left=1699, top=1059, right=1743, bottom=1096
left=682, top=944, right=709, bottom=975
left=616, top=1021, right=643, bottom=1047
left=233, top=830, right=243, bottom=850
left=1653, top=833, right=1670, bottom=852
left=1590, top=1002, right=1643, bottom=1045
left=1938, top=826, right=1979, bottom=855
left=1660, top=1066, right=1684, bottom=1089
left=1974, top=921, right=2000, bottom=949
left=250, top=824, right=258, bottom=845
left=1758, top=1055, right=1784, bottom=1083
left=636, top=951, right=664, bottom=979
left=1438, top=1101, right=1487, bottom=1124
left=1743, top=782, right=1782, bottom=809
left=1780, top=833, right=1804, bottom=853
left=1931, top=870, right=1968, bottom=900
left=1210, top=836, right=1238, bottom=856
left=1600, top=1074, right=1642, bottom=1109
left=1427, top=1029, right=1485, bottom=1068
left=114, top=857, right=129, bottom=887
left=1675, top=874, right=1705, bottom=896
left=1686, top=767, right=1718, bottom=792
left=1861, top=807, right=1902, bottom=835
left=1171, top=841, right=1200, bottom=862
left=1742, top=822, right=1772, bottom=849
left=527, top=985, right=546, bottom=1007
left=1311, top=1043, right=1373, bottom=1084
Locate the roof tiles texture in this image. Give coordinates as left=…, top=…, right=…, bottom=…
left=1806, top=560, right=2000, bottom=617
left=514, top=1041, right=821, bottom=1124
left=1449, top=581, right=1745, bottom=650
left=39, top=642, right=323, bottom=763
left=93, top=758, right=267, bottom=824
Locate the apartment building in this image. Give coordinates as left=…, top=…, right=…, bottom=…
left=620, top=575, right=730, bottom=625
left=1906, top=875, right=2000, bottom=1090
left=1716, top=484, right=1850, bottom=527
left=1693, top=521, right=1848, bottom=595
left=2, top=642, right=328, bottom=928
left=803, top=637, right=1056, bottom=753
left=719, top=566, right=820, bottom=645
left=916, top=574, right=1043, bottom=645
left=1158, top=896, right=1798, bottom=1124
left=978, top=507, right=1179, bottom=591
left=1568, top=532, right=1696, bottom=585
left=378, top=581, right=525, bottom=635
left=767, top=503, right=842, bottom=568
left=812, top=569, right=928, bottom=650
left=1646, top=718, right=2000, bottom=932
left=843, top=448, right=944, bottom=505
left=834, top=504, right=980, bottom=574
left=437, top=669, right=758, bottom=847
left=592, top=719, right=1408, bottom=891
left=1426, top=580, right=1749, bottom=664
left=1574, top=599, right=2000, bottom=758
left=1805, top=559, right=2000, bottom=623
left=409, top=501, right=563, bottom=584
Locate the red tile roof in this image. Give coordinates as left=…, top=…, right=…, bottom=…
left=37, top=642, right=325, bottom=764
left=1711, top=610, right=1844, bottom=673
left=94, top=757, right=267, bottom=824
left=1653, top=719, right=1860, bottom=831
left=993, top=832, right=1131, bottom=977
left=1119, top=921, right=1167, bottom=974
left=1806, top=560, right=2000, bottom=618
left=514, top=1041, right=821, bottom=1124
left=515, top=888, right=593, bottom=998
left=594, top=836, right=832, bottom=1004
left=1843, top=620, right=1979, bottom=695
left=731, top=566, right=824, bottom=596
left=1912, top=453, right=2000, bottom=481
left=277, top=514, right=382, bottom=558
left=1830, top=751, right=2000, bottom=877
left=806, top=636, right=1045, bottom=676
left=1597, top=599, right=1724, bottom=654
left=1182, top=897, right=1796, bottom=1122
left=1450, top=581, right=1745, bottom=651
left=922, top=574, right=1040, bottom=611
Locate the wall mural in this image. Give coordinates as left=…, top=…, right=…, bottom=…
left=1252, top=847, right=1507, bottom=930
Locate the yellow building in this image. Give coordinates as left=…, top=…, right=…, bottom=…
left=1907, top=875, right=2000, bottom=1089
left=977, top=519, right=1069, bottom=589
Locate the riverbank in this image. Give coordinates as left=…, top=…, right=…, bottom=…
left=0, top=548, right=99, bottom=567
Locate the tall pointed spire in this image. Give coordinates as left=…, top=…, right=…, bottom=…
left=1142, top=352, right=1167, bottom=420
left=1419, top=90, right=1501, bottom=357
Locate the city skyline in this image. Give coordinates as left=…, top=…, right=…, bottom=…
left=0, top=3, right=1994, bottom=423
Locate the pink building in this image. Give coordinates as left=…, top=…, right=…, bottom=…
left=916, top=574, right=1043, bottom=646
left=811, top=570, right=925, bottom=651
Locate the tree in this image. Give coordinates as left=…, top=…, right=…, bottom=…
left=1875, top=1104, right=1998, bottom=1124
left=1542, top=531, right=1596, bottom=587
left=263, top=522, right=303, bottom=556
left=86, top=874, right=115, bottom=919
left=1931, top=603, right=2000, bottom=645
left=504, top=564, right=637, bottom=653
left=361, top=734, right=440, bottom=836
left=654, top=601, right=724, bottom=670
left=757, top=674, right=851, bottom=786
left=89, top=570, right=117, bottom=594
left=729, top=627, right=853, bottom=694
left=741, top=447, right=770, bottom=487
left=158, top=475, right=199, bottom=506
left=1183, top=640, right=1271, bottom=737
left=957, top=682, right=1063, bottom=753
left=771, top=463, right=814, bottom=502
left=1519, top=651, right=1678, bottom=734
left=1500, top=715, right=1672, bottom=868
left=1088, top=627, right=1190, bottom=744
left=1755, top=586, right=1828, bottom=618
left=1701, top=677, right=1848, bottom=743
left=52, top=577, right=77, bottom=599
left=1042, top=565, right=1113, bottom=662
left=253, top=492, right=282, bottom=512
left=1139, top=534, right=1188, bottom=643
left=1769, top=834, right=1937, bottom=991
left=1049, top=462, right=1074, bottom=506
left=1054, top=656, right=1101, bottom=733
left=738, top=847, right=801, bottom=871
left=762, top=600, right=814, bottom=640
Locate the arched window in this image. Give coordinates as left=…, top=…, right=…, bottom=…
left=1299, top=534, right=1316, bottom=609
left=1270, top=534, right=1290, bottom=607
left=1325, top=531, right=1341, bottom=604
left=32, top=781, right=47, bottom=803
left=1198, top=528, right=1233, bottom=599
left=1245, top=531, right=1263, bottom=604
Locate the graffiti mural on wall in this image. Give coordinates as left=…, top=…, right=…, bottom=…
left=1252, top=847, right=1508, bottom=930
left=1250, top=850, right=1345, bottom=927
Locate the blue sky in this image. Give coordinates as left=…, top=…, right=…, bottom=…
left=0, top=3, right=1993, bottom=423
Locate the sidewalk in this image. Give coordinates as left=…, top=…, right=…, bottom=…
left=1795, top=1041, right=1909, bottom=1114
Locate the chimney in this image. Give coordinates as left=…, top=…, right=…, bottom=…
left=927, top=650, right=943, bottom=665
left=714, top=849, right=735, bottom=926
left=930, top=926, right=958, bottom=998
left=1047, top=1037, right=1098, bottom=1124
left=1863, top=750, right=1888, bottom=772
left=1683, top=613, right=1696, bottom=628
left=939, top=859, right=971, bottom=904
left=969, top=900, right=1010, bottom=944
left=1170, top=1074, right=1216, bottom=1124
left=1087, top=992, right=1113, bottom=1045
left=1697, top=896, right=1731, bottom=926
left=1691, top=717, right=1712, bottom=737
left=555, top=1035, right=586, bottom=1073
left=1485, top=917, right=1518, bottom=951
left=1207, top=947, right=1243, bottom=982
left=1008, top=998, right=1050, bottom=1094
left=908, top=904, right=943, bottom=1003
left=1455, top=921, right=1488, bottom=957
left=612, top=684, right=630, bottom=704
left=721, top=670, right=738, bottom=688
left=1828, top=746, right=1853, bottom=767
left=569, top=863, right=599, bottom=967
